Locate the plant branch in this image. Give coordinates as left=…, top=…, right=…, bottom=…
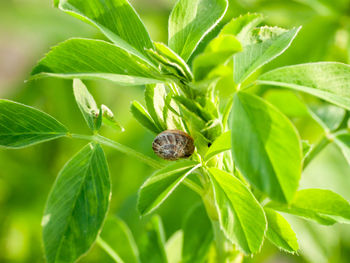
left=303, top=135, right=332, bottom=168
left=182, top=178, right=204, bottom=196
left=96, top=236, right=123, bottom=263
left=69, top=133, right=164, bottom=169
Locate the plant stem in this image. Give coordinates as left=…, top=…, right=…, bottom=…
left=212, top=220, right=227, bottom=262
left=96, top=236, right=124, bottom=263
left=183, top=178, right=204, bottom=196
left=303, top=135, right=332, bottom=168
left=69, top=133, right=164, bottom=169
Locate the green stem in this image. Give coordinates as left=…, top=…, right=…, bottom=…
left=182, top=178, right=204, bottom=196
left=212, top=221, right=227, bottom=262
left=96, top=236, right=124, bottom=263
left=69, top=133, right=164, bottom=170
left=303, top=135, right=332, bottom=168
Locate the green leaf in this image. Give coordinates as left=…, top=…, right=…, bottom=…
left=308, top=105, right=346, bottom=132
left=100, top=217, right=140, bottom=263
left=168, top=0, right=228, bottom=61
left=73, top=79, right=99, bottom=131
left=53, top=0, right=59, bottom=7
left=234, top=27, right=300, bottom=84
left=137, top=160, right=200, bottom=215
left=131, top=101, right=161, bottom=134
left=145, top=84, right=167, bottom=131
left=101, top=104, right=124, bottom=132
left=204, top=130, right=231, bottom=161
left=220, top=13, right=264, bottom=46
left=58, top=0, right=154, bottom=58
left=208, top=168, right=267, bottom=254
left=264, top=208, right=299, bottom=253
left=0, top=99, right=68, bottom=148
left=31, top=38, right=164, bottom=86
left=264, top=90, right=309, bottom=118
left=231, top=92, right=302, bottom=203
left=152, top=42, right=193, bottom=81
left=257, top=62, right=350, bottom=110
left=193, top=34, right=241, bottom=81
left=138, top=215, right=168, bottom=263
left=267, top=189, right=350, bottom=225
left=165, top=231, right=183, bottom=263
left=182, top=204, right=213, bottom=263
left=42, top=143, right=111, bottom=263
left=334, top=133, right=350, bottom=165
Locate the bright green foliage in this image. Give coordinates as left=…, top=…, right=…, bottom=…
left=57, top=0, right=154, bottom=59
left=204, top=130, right=231, bottom=161
left=168, top=0, right=228, bottom=61
left=258, top=62, right=350, bottom=110
left=165, top=231, right=183, bottom=263
left=209, top=168, right=267, bottom=254
left=267, top=189, right=350, bottom=225
left=308, top=105, right=346, bottom=132
left=220, top=13, right=263, bottom=46
left=42, top=143, right=110, bottom=263
left=138, top=215, right=168, bottom=263
left=73, top=79, right=99, bottom=131
left=182, top=204, right=213, bottom=263
left=334, top=133, right=350, bottom=165
left=138, top=161, right=200, bottom=215
left=264, top=208, right=299, bottom=253
left=231, top=92, right=302, bottom=203
left=100, top=217, right=140, bottom=263
left=31, top=38, right=164, bottom=85
left=234, top=27, right=301, bottom=84
left=131, top=100, right=161, bottom=134
left=0, top=99, right=68, bottom=148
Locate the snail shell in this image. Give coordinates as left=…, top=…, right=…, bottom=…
left=152, top=130, right=195, bottom=161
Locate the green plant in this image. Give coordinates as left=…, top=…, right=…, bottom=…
left=1, top=0, right=350, bottom=262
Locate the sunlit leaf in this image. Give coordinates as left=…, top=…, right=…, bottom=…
left=31, top=38, right=164, bottom=86
left=264, top=208, right=299, bottom=253
left=165, top=231, right=183, bottom=263
left=234, top=27, right=300, bottom=84
left=73, top=79, right=99, bottom=131
left=57, top=0, right=154, bottom=59
left=209, top=168, right=267, bottom=254
left=204, top=130, right=231, bottom=161
left=168, top=0, right=228, bottom=61
left=182, top=204, right=213, bottom=263
left=231, top=92, right=302, bottom=203
left=100, top=217, right=140, bottom=263
left=137, top=160, right=200, bottom=215
left=42, top=143, right=110, bottom=263
left=308, top=105, right=346, bottom=132
left=258, top=62, right=350, bottom=110
left=131, top=101, right=161, bottom=134
left=220, top=13, right=264, bottom=46
left=267, top=189, right=350, bottom=225
left=0, top=99, right=68, bottom=148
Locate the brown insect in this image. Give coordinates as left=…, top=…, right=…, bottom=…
left=152, top=130, right=195, bottom=161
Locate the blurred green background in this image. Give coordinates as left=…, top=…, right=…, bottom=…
left=1, top=0, right=350, bottom=262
